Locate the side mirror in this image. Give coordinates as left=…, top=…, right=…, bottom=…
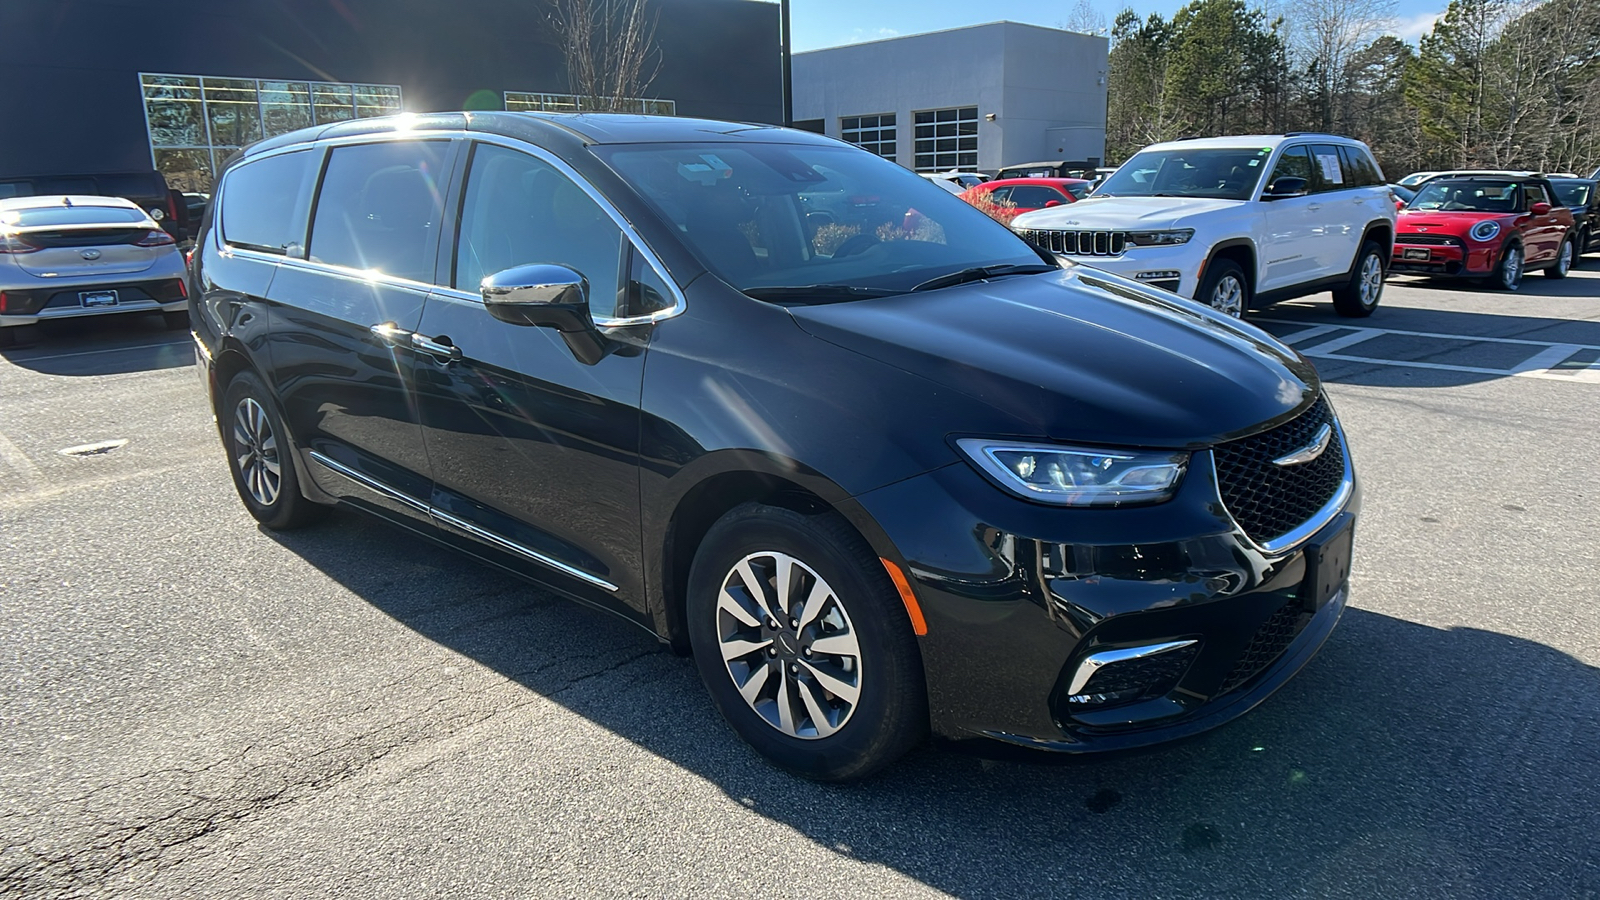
left=481, top=263, right=608, bottom=364
left=1531, top=201, right=1552, bottom=215
left=1044, top=199, right=1063, bottom=208
left=1263, top=177, right=1309, bottom=200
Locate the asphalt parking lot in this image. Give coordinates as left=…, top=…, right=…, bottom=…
left=3, top=269, right=1599, bottom=899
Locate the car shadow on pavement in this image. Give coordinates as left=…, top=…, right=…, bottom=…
left=0, top=316, right=192, bottom=376
left=267, top=511, right=1600, bottom=899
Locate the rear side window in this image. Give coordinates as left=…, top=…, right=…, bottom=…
left=1007, top=186, right=1066, bottom=207
left=1310, top=145, right=1348, bottom=192
left=308, top=140, right=450, bottom=282
left=221, top=150, right=314, bottom=253
left=1337, top=146, right=1383, bottom=187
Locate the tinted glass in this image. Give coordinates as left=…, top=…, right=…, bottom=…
left=1310, top=145, right=1348, bottom=192
left=1524, top=183, right=1551, bottom=207
left=1096, top=147, right=1272, bottom=200
left=454, top=144, right=625, bottom=317
left=0, top=183, right=26, bottom=199
left=308, top=141, right=449, bottom=282
left=596, top=142, right=1046, bottom=295
left=1064, top=183, right=1091, bottom=199
left=1267, top=146, right=1312, bottom=188
left=0, top=206, right=149, bottom=227
left=1337, top=146, right=1383, bottom=187
left=221, top=150, right=313, bottom=253
left=1552, top=181, right=1592, bottom=207
left=1007, top=186, right=1066, bottom=207
left=1410, top=180, right=1520, bottom=212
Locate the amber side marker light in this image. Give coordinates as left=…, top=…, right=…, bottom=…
left=880, top=558, right=927, bottom=636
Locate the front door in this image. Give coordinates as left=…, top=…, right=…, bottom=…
left=1257, top=145, right=1323, bottom=292
left=412, top=141, right=651, bottom=619
left=268, top=138, right=457, bottom=526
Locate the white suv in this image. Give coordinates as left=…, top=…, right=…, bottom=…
left=1010, top=134, right=1397, bottom=318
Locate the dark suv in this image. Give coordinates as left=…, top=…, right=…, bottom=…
left=192, top=112, right=1358, bottom=780
left=1549, top=178, right=1598, bottom=263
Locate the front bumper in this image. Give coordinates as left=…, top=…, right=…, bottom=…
left=1389, top=237, right=1498, bottom=276
left=1017, top=235, right=1206, bottom=297
left=848, top=443, right=1358, bottom=754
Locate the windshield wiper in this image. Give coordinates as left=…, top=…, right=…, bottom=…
left=742, top=284, right=902, bottom=302
left=910, top=264, right=1058, bottom=293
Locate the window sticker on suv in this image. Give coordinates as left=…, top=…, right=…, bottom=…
left=1317, top=152, right=1343, bottom=185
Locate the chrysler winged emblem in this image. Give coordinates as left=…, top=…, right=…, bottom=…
left=1272, top=424, right=1332, bottom=467
left=80, top=249, right=102, bottom=260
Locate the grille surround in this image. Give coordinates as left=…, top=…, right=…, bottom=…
left=1015, top=228, right=1127, bottom=257
left=1211, top=395, right=1349, bottom=549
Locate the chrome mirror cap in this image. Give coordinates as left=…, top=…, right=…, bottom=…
left=481, top=263, right=589, bottom=307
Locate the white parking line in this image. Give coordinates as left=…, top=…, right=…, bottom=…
left=4, top=340, right=191, bottom=364
left=1259, top=319, right=1600, bottom=383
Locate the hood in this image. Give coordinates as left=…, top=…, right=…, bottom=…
left=1398, top=209, right=1523, bottom=237
left=1013, top=195, right=1243, bottom=231
left=787, top=269, right=1319, bottom=448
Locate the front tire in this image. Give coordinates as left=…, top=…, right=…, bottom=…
left=1491, top=242, right=1524, bottom=291
left=1543, top=237, right=1573, bottom=279
left=1332, top=240, right=1386, bottom=318
left=221, top=371, right=325, bottom=530
left=686, top=503, right=927, bottom=781
left=1197, top=258, right=1249, bottom=318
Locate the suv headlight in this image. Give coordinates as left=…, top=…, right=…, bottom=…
left=1126, top=229, right=1195, bottom=247
left=956, top=439, right=1189, bottom=506
left=1470, top=221, right=1501, bottom=242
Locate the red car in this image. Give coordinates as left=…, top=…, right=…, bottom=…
left=962, top=177, right=1091, bottom=213
left=1391, top=174, right=1577, bottom=290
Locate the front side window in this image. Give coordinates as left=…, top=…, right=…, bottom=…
left=1524, top=183, right=1551, bottom=207
left=595, top=141, right=1046, bottom=297
left=1410, top=180, right=1520, bottom=213
left=1097, top=147, right=1272, bottom=201
left=454, top=143, right=625, bottom=317
left=841, top=114, right=896, bottom=162
left=220, top=150, right=313, bottom=253
left=308, top=140, right=450, bottom=282
left=1006, top=185, right=1066, bottom=208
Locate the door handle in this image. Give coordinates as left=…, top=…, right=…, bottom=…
left=412, top=333, right=463, bottom=363
left=1308, top=204, right=1322, bottom=212
left=369, top=322, right=411, bottom=346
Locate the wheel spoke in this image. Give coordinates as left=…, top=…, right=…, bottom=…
left=799, top=658, right=859, bottom=705
left=734, top=559, right=781, bottom=625
left=796, top=676, right=839, bottom=738
left=716, top=585, right=762, bottom=629
left=795, top=578, right=831, bottom=630
left=807, top=631, right=857, bottom=656
left=737, top=661, right=771, bottom=706
left=774, top=554, right=794, bottom=619
left=719, top=635, right=772, bottom=662
left=775, top=668, right=798, bottom=734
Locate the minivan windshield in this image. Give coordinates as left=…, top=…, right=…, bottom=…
left=595, top=142, right=1050, bottom=298
left=1094, top=147, right=1273, bottom=201
left=1409, top=180, right=1520, bottom=212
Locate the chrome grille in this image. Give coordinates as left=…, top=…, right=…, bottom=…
left=1015, top=228, right=1127, bottom=257
left=1212, top=395, right=1346, bottom=546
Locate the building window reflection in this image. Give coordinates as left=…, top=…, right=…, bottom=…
left=504, top=91, right=675, bottom=115
left=140, top=73, right=403, bottom=191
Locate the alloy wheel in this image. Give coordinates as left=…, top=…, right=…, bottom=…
left=1209, top=275, right=1244, bottom=317
left=1555, top=241, right=1572, bottom=276
left=715, top=551, right=863, bottom=739
left=1359, top=252, right=1384, bottom=307
left=1502, top=246, right=1523, bottom=290
left=232, top=397, right=282, bottom=507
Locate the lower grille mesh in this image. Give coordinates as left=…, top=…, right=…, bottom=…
left=1217, top=598, right=1310, bottom=695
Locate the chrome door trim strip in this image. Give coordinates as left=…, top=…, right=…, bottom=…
left=307, top=451, right=430, bottom=514
left=1067, top=640, right=1199, bottom=696
left=310, top=450, right=619, bottom=592
left=429, top=508, right=620, bottom=592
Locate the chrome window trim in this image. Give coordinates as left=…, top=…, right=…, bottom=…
left=309, top=450, right=619, bottom=592
left=1067, top=640, right=1199, bottom=696
left=1209, top=416, right=1356, bottom=556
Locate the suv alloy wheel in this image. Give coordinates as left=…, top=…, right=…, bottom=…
left=1198, top=258, right=1249, bottom=318
left=1331, top=240, right=1386, bottom=318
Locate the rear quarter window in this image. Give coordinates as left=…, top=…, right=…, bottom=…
left=220, top=150, right=315, bottom=254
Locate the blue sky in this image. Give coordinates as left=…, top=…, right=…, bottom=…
left=790, top=0, right=1451, bottom=53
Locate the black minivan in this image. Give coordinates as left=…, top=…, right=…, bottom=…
left=190, top=112, right=1358, bottom=780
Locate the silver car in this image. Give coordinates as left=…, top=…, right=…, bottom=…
left=0, top=195, right=188, bottom=346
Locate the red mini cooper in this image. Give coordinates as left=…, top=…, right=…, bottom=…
left=1391, top=174, right=1577, bottom=290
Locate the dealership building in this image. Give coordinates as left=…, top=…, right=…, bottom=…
left=0, top=0, right=782, bottom=193
left=792, top=22, right=1109, bottom=176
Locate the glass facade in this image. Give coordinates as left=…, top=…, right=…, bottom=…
left=913, top=106, right=979, bottom=172
left=840, top=114, right=895, bottom=161
left=140, top=74, right=403, bottom=192
left=504, top=91, right=676, bottom=115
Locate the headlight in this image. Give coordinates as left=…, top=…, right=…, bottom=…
left=1470, top=221, right=1500, bottom=242
left=1125, top=229, right=1194, bottom=247
left=956, top=439, right=1189, bottom=507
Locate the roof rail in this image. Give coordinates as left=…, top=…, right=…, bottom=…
left=1282, top=132, right=1348, bottom=139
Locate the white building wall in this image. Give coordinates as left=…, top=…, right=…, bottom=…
left=793, top=22, right=1108, bottom=173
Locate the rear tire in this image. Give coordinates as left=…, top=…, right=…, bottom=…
left=1575, top=229, right=1591, bottom=265
left=1196, top=258, right=1249, bottom=318
left=686, top=503, right=927, bottom=781
left=1332, top=240, right=1386, bottom=318
left=1543, top=237, right=1573, bottom=279
left=221, top=371, right=325, bottom=530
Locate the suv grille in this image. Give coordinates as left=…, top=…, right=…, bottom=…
left=1217, top=597, right=1311, bottom=695
left=1212, top=395, right=1346, bottom=546
left=1015, top=228, right=1127, bottom=257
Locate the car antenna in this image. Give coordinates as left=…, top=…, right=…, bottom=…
left=62, top=196, right=73, bottom=207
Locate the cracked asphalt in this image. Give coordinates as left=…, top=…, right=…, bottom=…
left=3, top=271, right=1600, bottom=899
